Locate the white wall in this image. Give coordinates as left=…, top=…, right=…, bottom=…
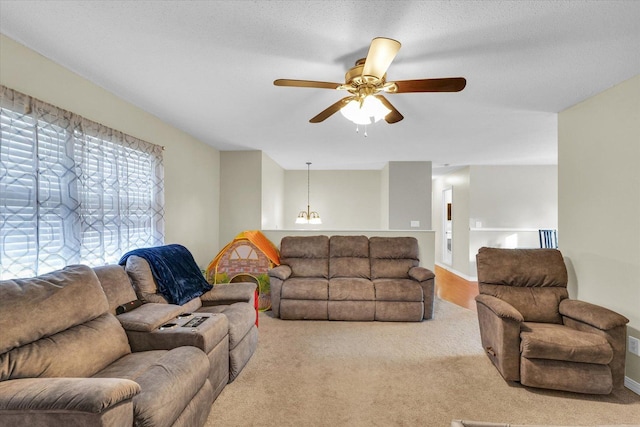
left=283, top=169, right=382, bottom=230
left=469, top=166, right=557, bottom=229
left=558, top=74, right=640, bottom=386
left=468, top=165, right=558, bottom=274
left=0, top=34, right=220, bottom=267
left=432, top=167, right=472, bottom=276
left=433, top=165, right=558, bottom=279
left=261, top=153, right=285, bottom=230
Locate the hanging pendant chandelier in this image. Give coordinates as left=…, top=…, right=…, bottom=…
left=295, top=162, right=322, bottom=225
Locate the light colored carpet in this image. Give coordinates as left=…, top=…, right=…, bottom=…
left=207, top=299, right=640, bottom=426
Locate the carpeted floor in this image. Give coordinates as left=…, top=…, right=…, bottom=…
left=206, top=298, right=640, bottom=426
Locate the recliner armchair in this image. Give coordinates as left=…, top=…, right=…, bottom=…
left=475, top=247, right=629, bottom=394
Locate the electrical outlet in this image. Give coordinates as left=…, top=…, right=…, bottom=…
left=410, top=220, right=420, bottom=228
left=629, top=336, right=640, bottom=356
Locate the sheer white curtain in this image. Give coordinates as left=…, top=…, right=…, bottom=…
left=0, top=85, right=164, bottom=279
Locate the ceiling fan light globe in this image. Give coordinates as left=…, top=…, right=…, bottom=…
left=340, top=99, right=373, bottom=125
left=340, top=96, right=391, bottom=125
left=363, top=95, right=392, bottom=122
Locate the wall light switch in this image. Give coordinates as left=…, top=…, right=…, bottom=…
left=410, top=221, right=420, bottom=228
left=629, top=336, right=640, bottom=356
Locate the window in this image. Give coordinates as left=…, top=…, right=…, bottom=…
left=0, top=85, right=164, bottom=279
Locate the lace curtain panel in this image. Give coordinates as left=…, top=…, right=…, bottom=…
left=0, top=85, right=164, bottom=279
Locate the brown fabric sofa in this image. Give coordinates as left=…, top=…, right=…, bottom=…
left=95, top=256, right=258, bottom=383
left=452, top=421, right=636, bottom=427
left=269, top=235, right=435, bottom=321
left=0, top=265, right=213, bottom=427
left=475, top=247, right=629, bottom=395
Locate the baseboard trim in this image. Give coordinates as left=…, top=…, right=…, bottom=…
left=625, top=376, right=640, bottom=395
left=435, top=262, right=478, bottom=282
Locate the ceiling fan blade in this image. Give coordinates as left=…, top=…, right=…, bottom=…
left=274, top=79, right=342, bottom=90
left=393, top=77, right=466, bottom=93
left=362, top=37, right=401, bottom=80
left=375, top=95, right=404, bottom=124
left=309, top=97, right=353, bottom=123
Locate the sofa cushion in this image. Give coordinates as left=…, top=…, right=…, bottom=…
left=93, top=347, right=210, bottom=427
left=0, top=264, right=112, bottom=354
left=1, top=313, right=131, bottom=380
left=329, top=278, right=375, bottom=301
left=197, top=303, right=255, bottom=349
left=520, top=322, right=613, bottom=364
left=93, top=265, right=138, bottom=316
left=281, top=277, right=329, bottom=300
left=373, top=279, right=423, bottom=302
left=369, top=237, right=419, bottom=279
left=329, top=235, right=370, bottom=279
left=481, top=285, right=568, bottom=323
left=280, top=235, right=329, bottom=278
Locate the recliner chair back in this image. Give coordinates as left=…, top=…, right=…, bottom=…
left=476, top=247, right=569, bottom=323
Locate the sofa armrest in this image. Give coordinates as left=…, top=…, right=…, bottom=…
left=0, top=377, right=140, bottom=413
left=267, top=266, right=290, bottom=318
left=559, top=299, right=629, bottom=331
left=116, top=303, right=185, bottom=332
left=475, top=294, right=524, bottom=322
left=200, top=282, right=257, bottom=306
left=408, top=266, right=435, bottom=282
left=268, top=265, right=292, bottom=281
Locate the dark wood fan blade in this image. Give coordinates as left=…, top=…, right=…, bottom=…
left=309, top=97, right=353, bottom=123
left=375, top=95, right=404, bottom=124
left=274, top=79, right=342, bottom=90
left=393, top=77, right=466, bottom=93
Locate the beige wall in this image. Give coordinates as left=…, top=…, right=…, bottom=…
left=0, top=34, right=220, bottom=267
left=559, top=74, right=640, bottom=386
left=283, top=169, right=383, bottom=230
left=380, top=163, right=390, bottom=229
left=261, top=152, right=285, bottom=230
left=388, top=161, right=432, bottom=230
left=219, top=151, right=263, bottom=246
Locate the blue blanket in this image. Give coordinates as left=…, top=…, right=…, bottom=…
left=119, top=244, right=212, bottom=305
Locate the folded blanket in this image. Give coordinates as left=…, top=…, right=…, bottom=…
left=119, top=244, right=212, bottom=305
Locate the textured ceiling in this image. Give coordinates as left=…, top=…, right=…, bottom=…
left=1, top=1, right=639, bottom=173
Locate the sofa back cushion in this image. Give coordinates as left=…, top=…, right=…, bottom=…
left=0, top=265, right=131, bottom=380
left=369, top=237, right=419, bottom=279
left=329, top=235, right=370, bottom=279
left=476, top=247, right=569, bottom=323
left=280, top=235, right=329, bottom=278
left=93, top=265, right=139, bottom=315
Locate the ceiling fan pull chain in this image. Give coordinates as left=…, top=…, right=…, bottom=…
left=355, top=124, right=359, bottom=134
left=364, top=125, right=368, bottom=137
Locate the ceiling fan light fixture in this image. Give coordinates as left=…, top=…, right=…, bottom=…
left=340, top=95, right=391, bottom=125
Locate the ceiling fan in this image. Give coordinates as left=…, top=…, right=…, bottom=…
left=274, top=37, right=466, bottom=125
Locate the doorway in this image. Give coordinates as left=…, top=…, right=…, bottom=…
left=442, top=188, right=453, bottom=265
